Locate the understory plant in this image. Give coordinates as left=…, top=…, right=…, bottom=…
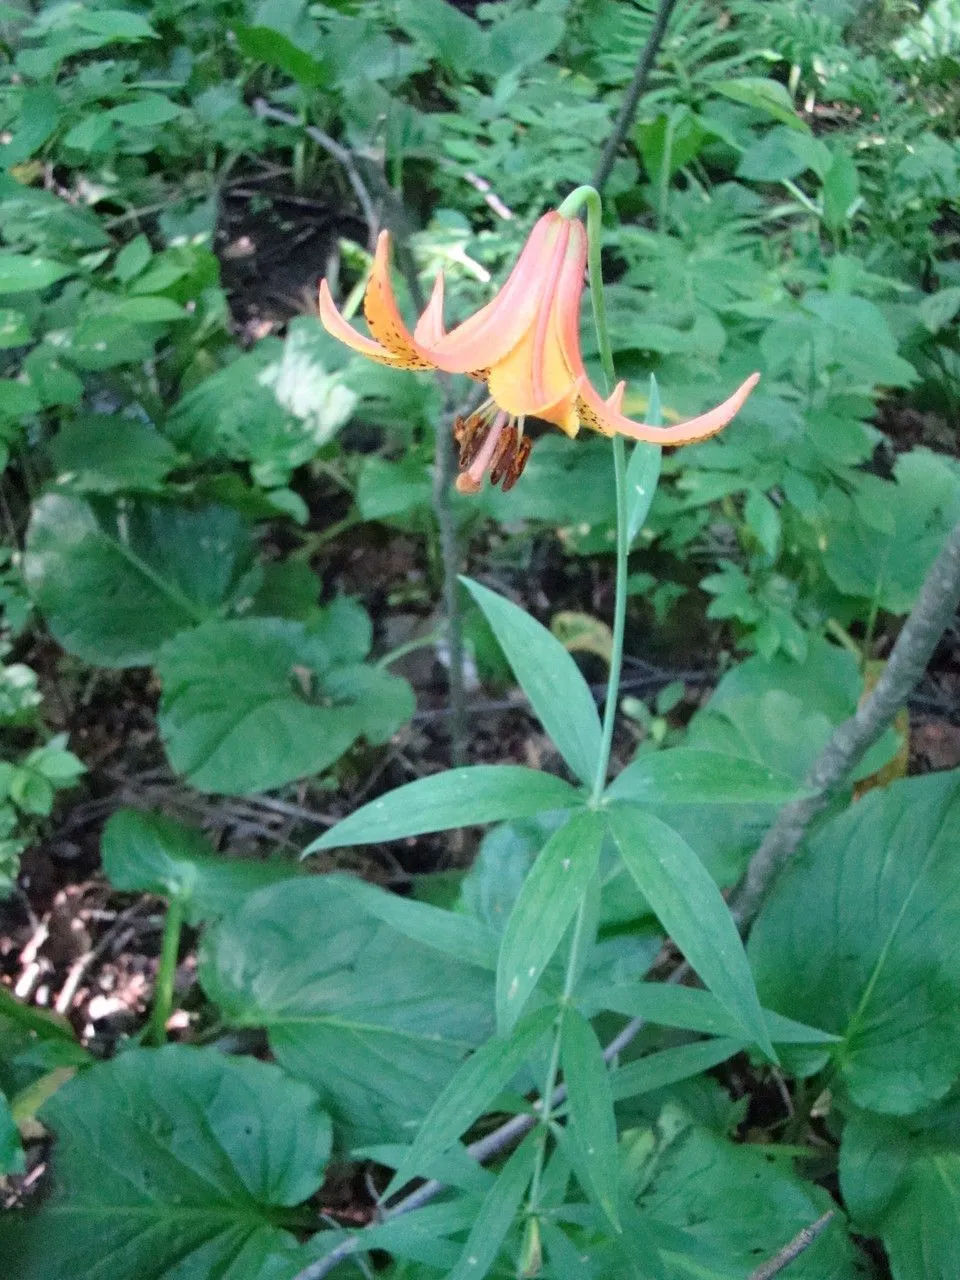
left=3, top=2, right=960, bottom=1278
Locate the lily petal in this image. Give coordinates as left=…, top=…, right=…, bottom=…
left=577, top=372, right=761, bottom=445
left=425, top=214, right=565, bottom=375
left=413, top=273, right=448, bottom=347
left=362, top=232, right=434, bottom=369
left=318, top=279, right=414, bottom=368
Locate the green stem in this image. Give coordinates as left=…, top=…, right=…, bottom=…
left=146, top=896, right=184, bottom=1047
left=524, top=892, right=593, bottom=1222
left=593, top=435, right=629, bottom=804
left=559, top=187, right=629, bottom=803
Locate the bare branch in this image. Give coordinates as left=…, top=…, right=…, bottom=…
left=734, top=516, right=960, bottom=927
left=252, top=99, right=380, bottom=247
left=591, top=0, right=682, bottom=194
left=748, top=1211, right=836, bottom=1280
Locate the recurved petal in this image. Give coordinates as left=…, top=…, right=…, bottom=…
left=318, top=280, right=414, bottom=367
left=363, top=231, right=435, bottom=369
left=577, top=373, right=760, bottom=445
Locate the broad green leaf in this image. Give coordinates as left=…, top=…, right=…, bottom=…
left=608, top=1038, right=746, bottom=1103
left=461, top=577, right=602, bottom=787
left=497, top=810, right=603, bottom=1033
left=109, top=95, right=183, bottom=128
left=561, top=1008, right=620, bottom=1226
left=686, top=638, right=898, bottom=785
left=582, top=982, right=839, bottom=1047
left=750, top=770, right=960, bottom=1113
left=1, top=86, right=59, bottom=167
left=393, top=0, right=486, bottom=78
left=713, top=78, right=807, bottom=131
left=108, top=296, right=187, bottom=323
left=821, top=449, right=960, bottom=616
left=606, top=749, right=801, bottom=806
left=200, top=877, right=494, bottom=1145
left=840, top=1102, right=960, bottom=1277
left=919, top=284, right=960, bottom=334
left=75, top=9, right=158, bottom=41
left=447, top=1133, right=538, bottom=1280
left=101, top=809, right=301, bottom=925
left=336, top=876, right=498, bottom=971
left=822, top=148, right=861, bottom=233
left=385, top=1006, right=556, bottom=1197
left=606, top=805, right=775, bottom=1060
left=49, top=416, right=179, bottom=494
left=167, top=329, right=356, bottom=486
left=0, top=253, right=74, bottom=294
left=744, top=488, right=781, bottom=559
left=0, top=308, right=30, bottom=349
left=24, top=496, right=254, bottom=667
left=234, top=23, right=330, bottom=87
left=637, top=1118, right=863, bottom=1278
left=158, top=615, right=413, bottom=794
left=0, top=985, right=79, bottom=1045
left=306, top=766, right=584, bottom=852
left=0, top=1045, right=331, bottom=1280
left=0, top=1088, right=24, bottom=1175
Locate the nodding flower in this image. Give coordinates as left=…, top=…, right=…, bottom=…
left=319, top=211, right=759, bottom=494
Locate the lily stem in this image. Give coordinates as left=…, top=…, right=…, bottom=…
left=560, top=186, right=630, bottom=802
left=523, top=891, right=592, bottom=1228
left=145, top=895, right=184, bottom=1047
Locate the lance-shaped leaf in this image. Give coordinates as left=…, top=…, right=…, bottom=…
left=461, top=576, right=602, bottom=787
left=497, top=809, right=604, bottom=1033
left=606, top=748, right=801, bottom=806
left=305, top=766, right=584, bottom=853
left=606, top=804, right=775, bottom=1060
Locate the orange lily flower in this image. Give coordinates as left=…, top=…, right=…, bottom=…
left=319, top=211, right=759, bottom=494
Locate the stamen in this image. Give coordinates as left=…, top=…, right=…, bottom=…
left=501, top=436, right=532, bottom=492
left=453, top=407, right=535, bottom=494
left=456, top=410, right=509, bottom=494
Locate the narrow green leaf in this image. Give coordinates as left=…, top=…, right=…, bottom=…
left=461, top=577, right=602, bottom=786
left=305, top=766, right=584, bottom=852
left=447, top=1132, right=539, bottom=1280
left=606, top=805, right=776, bottom=1061
left=607, top=1037, right=745, bottom=1102
left=337, top=876, right=498, bottom=971
left=625, top=376, right=662, bottom=544
left=561, top=1008, right=621, bottom=1226
left=386, top=1006, right=556, bottom=1198
left=606, top=749, right=802, bottom=805
left=497, top=810, right=603, bottom=1034
left=581, top=982, right=840, bottom=1044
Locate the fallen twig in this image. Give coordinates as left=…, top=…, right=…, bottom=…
left=747, top=1211, right=836, bottom=1280
left=592, top=0, right=682, bottom=194
left=733, top=516, right=960, bottom=927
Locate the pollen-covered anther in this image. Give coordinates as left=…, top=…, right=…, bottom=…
left=453, top=411, right=533, bottom=494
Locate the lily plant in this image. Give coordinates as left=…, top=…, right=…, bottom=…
left=320, top=192, right=758, bottom=493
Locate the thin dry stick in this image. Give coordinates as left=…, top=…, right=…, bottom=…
left=591, top=0, right=682, bottom=194
left=253, top=99, right=380, bottom=246
left=733, top=515, right=960, bottom=927
left=748, top=1211, right=836, bottom=1280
